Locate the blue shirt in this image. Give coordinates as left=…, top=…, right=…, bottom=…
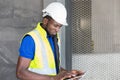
left=19, top=35, right=56, bottom=60
left=19, top=35, right=35, bottom=59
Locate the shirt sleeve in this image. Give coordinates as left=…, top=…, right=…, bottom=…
left=19, top=35, right=35, bottom=60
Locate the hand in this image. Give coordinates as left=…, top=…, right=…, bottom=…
left=69, top=70, right=85, bottom=80
left=53, top=71, right=73, bottom=80
left=52, top=70, right=85, bottom=80
left=70, top=70, right=84, bottom=76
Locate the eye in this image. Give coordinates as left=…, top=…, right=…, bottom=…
left=54, top=24, right=62, bottom=28
left=55, top=25, right=62, bottom=30
left=54, top=24, right=58, bottom=27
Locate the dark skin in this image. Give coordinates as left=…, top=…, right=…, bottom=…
left=16, top=17, right=84, bottom=80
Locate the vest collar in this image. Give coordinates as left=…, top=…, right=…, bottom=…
left=35, top=22, right=47, bottom=37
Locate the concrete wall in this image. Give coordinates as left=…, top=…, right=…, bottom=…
left=0, top=0, right=43, bottom=79
left=92, top=0, right=114, bottom=53
left=114, top=0, right=120, bottom=52
left=92, top=0, right=120, bottom=53
left=0, top=0, right=66, bottom=79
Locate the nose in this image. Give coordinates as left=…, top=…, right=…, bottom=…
left=56, top=26, right=60, bottom=32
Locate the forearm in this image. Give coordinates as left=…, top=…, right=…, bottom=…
left=16, top=69, right=54, bottom=80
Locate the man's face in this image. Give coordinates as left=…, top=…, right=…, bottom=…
left=45, top=18, right=62, bottom=36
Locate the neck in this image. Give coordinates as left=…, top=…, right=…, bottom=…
left=40, top=23, right=45, bottom=29
left=40, top=23, right=51, bottom=36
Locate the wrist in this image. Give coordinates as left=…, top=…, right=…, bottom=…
left=60, top=68, right=68, bottom=72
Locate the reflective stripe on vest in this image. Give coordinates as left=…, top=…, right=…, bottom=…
left=26, top=23, right=57, bottom=75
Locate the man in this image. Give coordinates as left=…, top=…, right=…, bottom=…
left=16, top=2, right=84, bottom=80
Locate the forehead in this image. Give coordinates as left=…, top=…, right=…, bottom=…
left=49, top=18, right=62, bottom=26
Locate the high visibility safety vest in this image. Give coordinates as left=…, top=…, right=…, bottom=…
left=24, top=23, right=60, bottom=75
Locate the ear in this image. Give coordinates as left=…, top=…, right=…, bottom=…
left=43, top=18, right=49, bottom=25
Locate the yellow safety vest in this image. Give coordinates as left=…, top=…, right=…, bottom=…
left=24, top=23, right=60, bottom=75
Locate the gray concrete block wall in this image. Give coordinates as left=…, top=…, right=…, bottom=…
left=0, top=0, right=43, bottom=79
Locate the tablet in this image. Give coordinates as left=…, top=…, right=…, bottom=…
left=66, top=71, right=87, bottom=80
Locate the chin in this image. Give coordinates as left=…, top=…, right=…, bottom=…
left=50, top=33, right=57, bottom=36
left=51, top=34, right=56, bottom=36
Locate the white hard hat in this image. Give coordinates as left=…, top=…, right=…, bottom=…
left=42, top=2, right=68, bottom=26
